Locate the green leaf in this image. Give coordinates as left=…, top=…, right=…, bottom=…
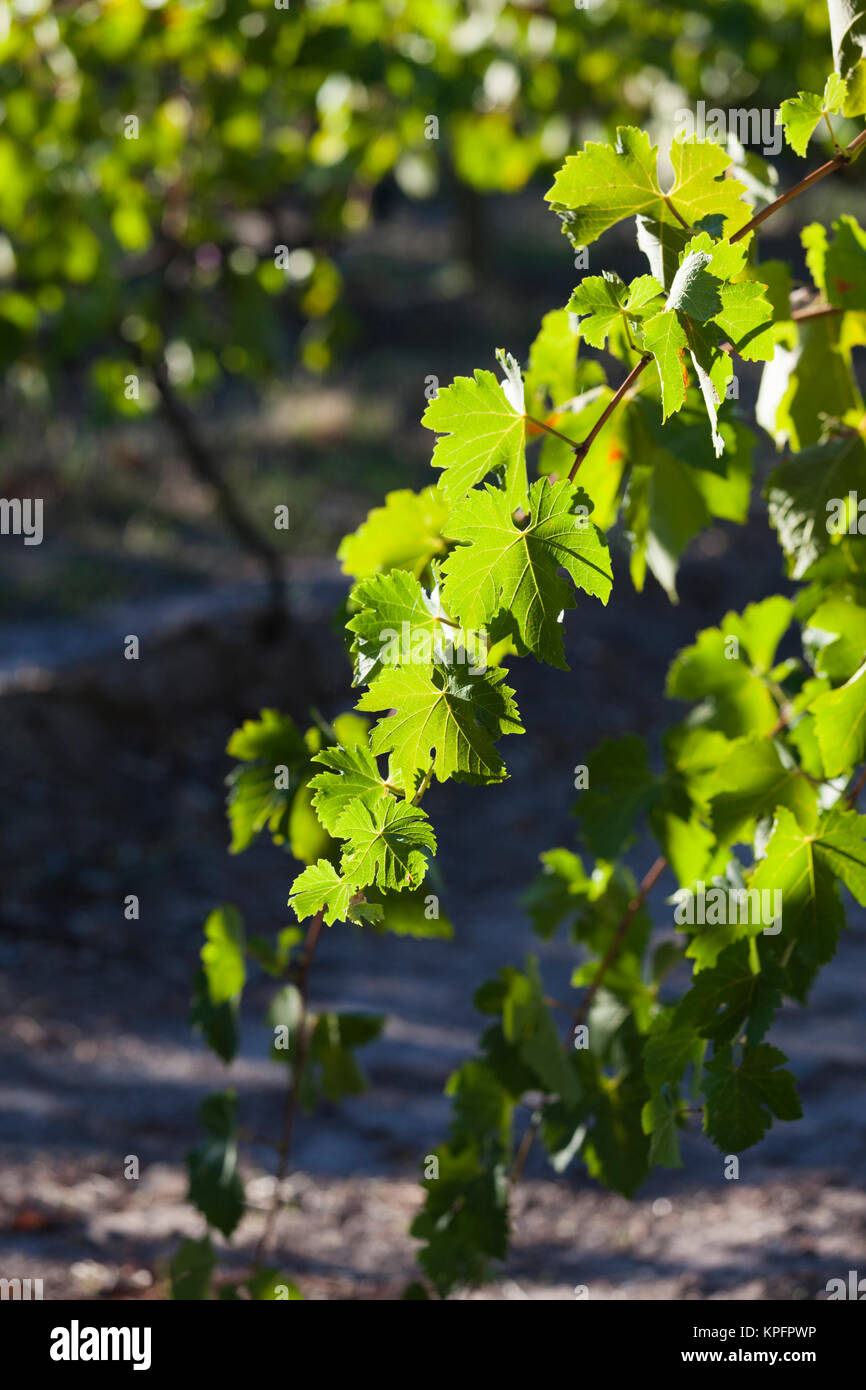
left=576, top=734, right=657, bottom=859
left=346, top=569, right=483, bottom=687
left=546, top=128, right=751, bottom=247
left=309, top=741, right=391, bottom=834
left=288, top=859, right=353, bottom=927
left=676, top=941, right=785, bottom=1048
left=643, top=1020, right=704, bottom=1090
left=186, top=1091, right=245, bottom=1239
left=665, top=250, right=721, bottom=321
left=442, top=477, right=613, bottom=669
left=750, top=805, right=865, bottom=968
left=411, top=1146, right=509, bottom=1297
left=641, top=1093, right=684, bottom=1168
left=758, top=296, right=862, bottom=451
left=708, top=735, right=816, bottom=847
left=364, top=883, right=453, bottom=939
left=642, top=310, right=690, bottom=418
left=829, top=0, right=866, bottom=114
left=499, top=958, right=582, bottom=1105
left=703, top=1044, right=801, bottom=1151
left=622, top=401, right=754, bottom=600
left=779, top=75, right=848, bottom=156
left=523, top=847, right=591, bottom=940
left=358, top=659, right=523, bottom=788
left=547, top=125, right=666, bottom=243
left=722, top=595, right=793, bottom=673
left=568, top=271, right=631, bottom=349
left=823, top=215, right=866, bottom=311
left=714, top=281, right=775, bottom=360
left=200, top=904, right=245, bottom=1007
left=336, top=796, right=436, bottom=891
left=170, top=1236, right=215, bottom=1301
left=666, top=624, right=779, bottom=736
left=766, top=433, right=866, bottom=579
left=308, top=1011, right=385, bottom=1102
left=804, top=593, right=866, bottom=681
left=190, top=968, right=239, bottom=1065
left=421, top=356, right=528, bottom=511
left=287, top=778, right=333, bottom=866
left=337, top=487, right=449, bottom=581
left=225, top=710, right=310, bottom=854
left=685, top=318, right=731, bottom=458
left=525, top=307, right=578, bottom=413
left=811, top=660, right=866, bottom=775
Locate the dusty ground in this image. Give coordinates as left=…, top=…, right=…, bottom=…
left=1, top=531, right=865, bottom=1301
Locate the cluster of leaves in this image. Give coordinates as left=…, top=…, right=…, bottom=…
left=398, top=73, right=866, bottom=1291
left=179, top=704, right=453, bottom=1298
left=180, top=5, right=866, bottom=1301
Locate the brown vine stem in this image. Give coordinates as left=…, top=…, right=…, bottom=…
left=568, top=353, right=652, bottom=479
left=253, top=908, right=325, bottom=1267
left=567, top=855, right=669, bottom=1043
left=791, top=300, right=842, bottom=322
left=524, top=412, right=585, bottom=448
left=730, top=126, right=866, bottom=244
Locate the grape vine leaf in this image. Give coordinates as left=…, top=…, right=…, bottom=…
left=803, top=594, right=866, bottom=680
left=641, top=1093, right=684, bottom=1168
left=779, top=75, right=848, bottom=156
left=546, top=128, right=751, bottom=247
left=675, top=941, right=785, bottom=1048
left=357, top=661, right=524, bottom=788
left=823, top=215, right=866, bottom=311
left=751, top=805, right=866, bottom=965
left=567, top=270, right=663, bottom=349
left=289, top=859, right=354, bottom=927
left=421, top=352, right=528, bottom=511
left=346, top=569, right=445, bottom=685
left=766, top=433, right=866, bottom=579
left=200, top=905, right=246, bottom=1007
left=225, top=709, right=309, bottom=853
left=309, top=741, right=393, bottom=835
left=829, top=0, right=866, bottom=115
left=811, top=660, right=866, bottom=775
left=525, top=307, right=578, bottom=414
left=442, top=477, right=613, bottom=669
left=337, top=486, right=449, bottom=581
left=708, top=735, right=816, bottom=847
left=703, top=1044, right=801, bottom=1151
left=666, top=622, right=779, bottom=736
left=575, top=734, right=658, bottom=859
left=642, top=310, right=689, bottom=418
left=335, top=796, right=437, bottom=892
left=186, top=1092, right=245, bottom=1238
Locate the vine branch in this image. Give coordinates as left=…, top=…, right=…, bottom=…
left=730, top=126, right=866, bottom=244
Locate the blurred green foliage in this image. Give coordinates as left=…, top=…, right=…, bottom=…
left=0, top=0, right=828, bottom=416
